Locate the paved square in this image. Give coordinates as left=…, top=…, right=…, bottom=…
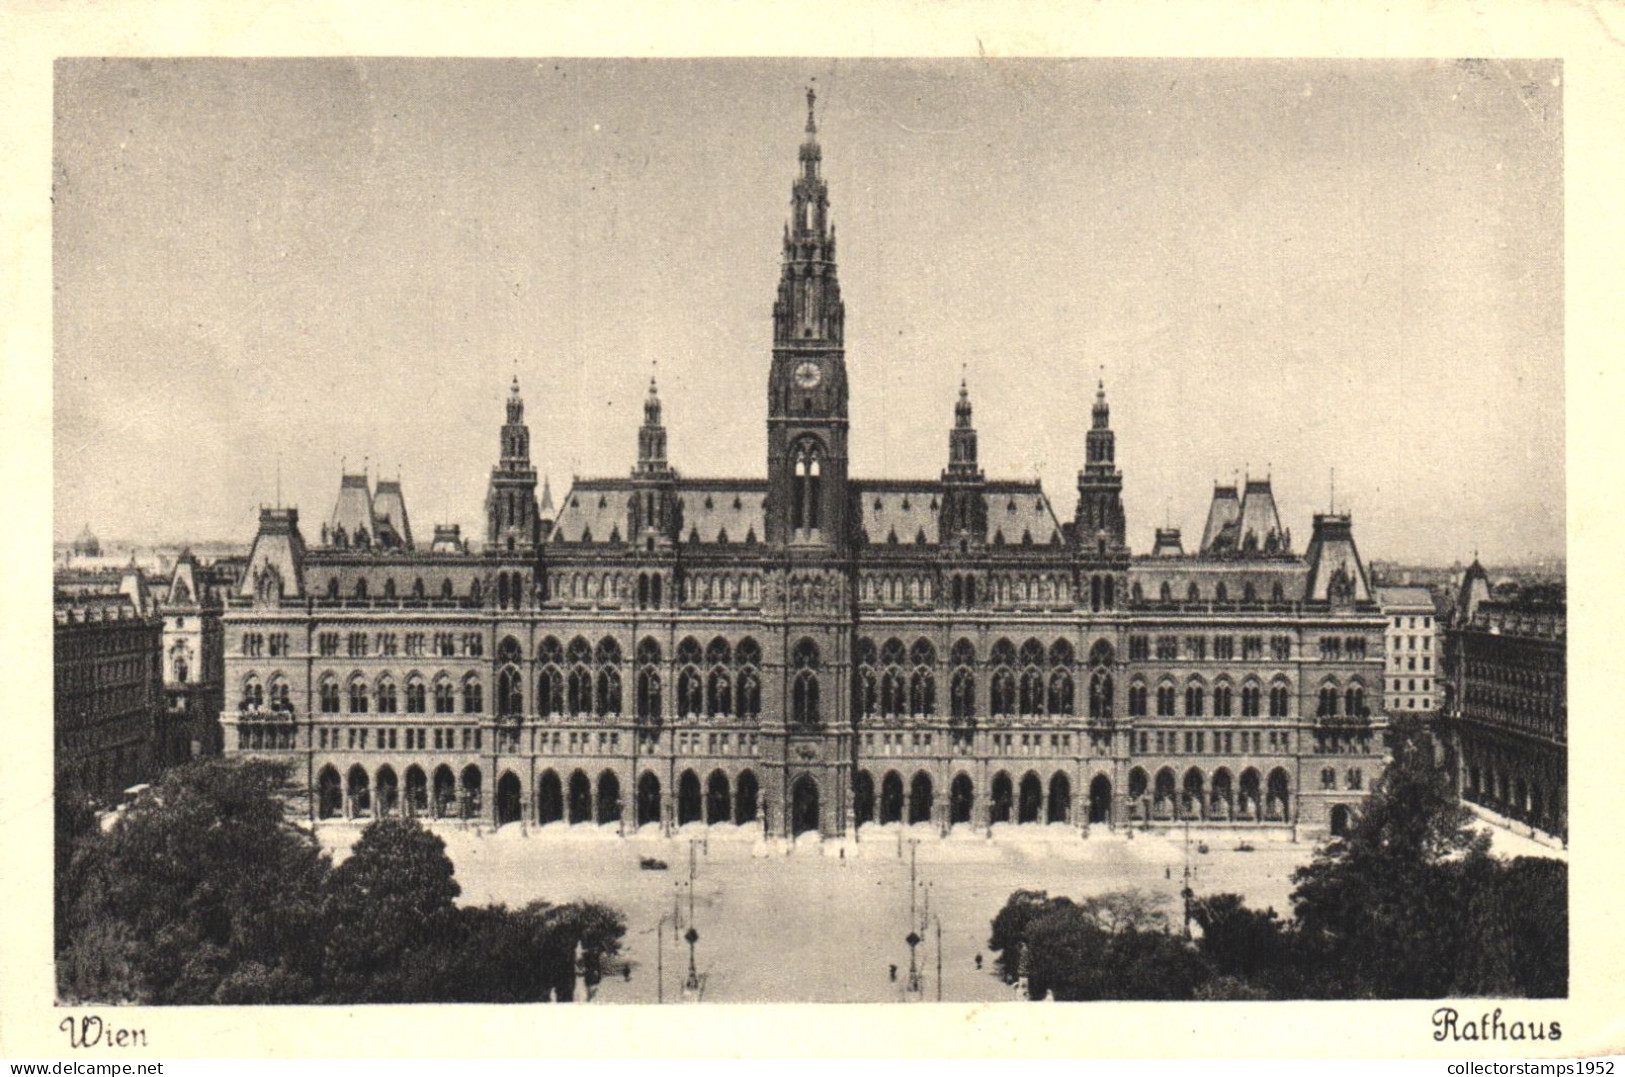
left=315, top=819, right=1558, bottom=1003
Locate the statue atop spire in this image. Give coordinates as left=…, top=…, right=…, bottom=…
left=806, top=85, right=817, bottom=134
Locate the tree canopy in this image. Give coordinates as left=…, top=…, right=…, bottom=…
left=57, top=759, right=625, bottom=1005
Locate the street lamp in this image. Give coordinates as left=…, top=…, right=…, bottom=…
left=684, top=926, right=700, bottom=992
left=905, top=930, right=922, bottom=995
left=656, top=913, right=668, bottom=1004
left=932, top=914, right=943, bottom=1003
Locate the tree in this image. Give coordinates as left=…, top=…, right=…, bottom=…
left=1452, top=856, right=1567, bottom=998
left=1190, top=893, right=1289, bottom=986
left=58, top=760, right=330, bottom=1004
left=322, top=817, right=463, bottom=1003
left=1289, top=715, right=1494, bottom=997
left=988, top=889, right=1054, bottom=983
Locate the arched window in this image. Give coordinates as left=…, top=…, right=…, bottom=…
left=949, top=639, right=976, bottom=722
left=348, top=677, right=368, bottom=714
left=1159, top=581, right=1173, bottom=603
left=790, top=439, right=823, bottom=532
left=1187, top=581, right=1201, bottom=603
left=880, top=638, right=906, bottom=715
left=538, top=636, right=565, bottom=717
left=595, top=637, right=622, bottom=716
left=736, top=637, right=762, bottom=718
left=1018, top=639, right=1045, bottom=716
left=319, top=675, right=341, bottom=714
left=567, top=636, right=593, bottom=715
left=1317, top=683, right=1339, bottom=718
left=1214, top=582, right=1228, bottom=603
left=1269, top=681, right=1290, bottom=717
left=990, top=639, right=1017, bottom=716
left=1047, top=644, right=1078, bottom=717
left=705, top=637, right=732, bottom=717
left=1240, top=681, right=1261, bottom=718
left=909, top=639, right=936, bottom=716
left=1345, top=683, right=1366, bottom=718
left=1185, top=682, right=1205, bottom=717
left=677, top=637, right=703, bottom=716
left=1212, top=681, right=1233, bottom=717
left=405, top=676, right=426, bottom=714
left=791, top=639, right=820, bottom=725
left=856, top=637, right=879, bottom=719
left=1127, top=679, right=1148, bottom=717
left=1156, top=681, right=1177, bottom=717
left=434, top=677, right=455, bottom=714
left=635, top=637, right=662, bottom=722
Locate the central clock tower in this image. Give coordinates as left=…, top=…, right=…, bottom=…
left=767, top=89, right=849, bottom=549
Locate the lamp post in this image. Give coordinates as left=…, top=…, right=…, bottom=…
left=906, top=930, right=922, bottom=996
left=1181, top=815, right=1194, bottom=939
left=933, top=914, right=943, bottom=1003
left=684, top=926, right=700, bottom=992
left=656, top=913, right=668, bottom=1004
left=688, top=839, right=699, bottom=924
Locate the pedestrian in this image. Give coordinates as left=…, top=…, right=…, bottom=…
left=1165, top=865, right=1171, bottom=880
left=889, top=963, right=898, bottom=982
left=623, top=965, right=631, bottom=982
left=974, top=953, right=983, bottom=971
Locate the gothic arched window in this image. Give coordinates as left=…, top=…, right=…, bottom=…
left=790, top=439, right=823, bottom=532
left=791, top=638, right=821, bottom=725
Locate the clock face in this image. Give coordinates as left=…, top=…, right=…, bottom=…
left=794, top=360, right=822, bottom=388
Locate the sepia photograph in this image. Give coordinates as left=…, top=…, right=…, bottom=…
left=30, top=40, right=1586, bottom=1047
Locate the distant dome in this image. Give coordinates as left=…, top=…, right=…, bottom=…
left=72, top=524, right=100, bottom=557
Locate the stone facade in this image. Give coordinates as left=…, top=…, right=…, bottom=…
left=54, top=593, right=163, bottom=800
left=1375, top=585, right=1441, bottom=717
left=222, top=94, right=1389, bottom=840
left=1441, top=562, right=1566, bottom=840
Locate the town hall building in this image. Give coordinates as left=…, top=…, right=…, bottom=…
left=224, top=92, right=1389, bottom=840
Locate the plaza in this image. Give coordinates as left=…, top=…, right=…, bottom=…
left=314, top=821, right=1559, bottom=1004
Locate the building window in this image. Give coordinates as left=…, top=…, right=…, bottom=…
left=1213, top=636, right=1234, bottom=661
left=1156, top=683, right=1176, bottom=717
left=1270, top=683, right=1289, bottom=717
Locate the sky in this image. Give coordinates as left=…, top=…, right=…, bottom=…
left=53, top=58, right=1563, bottom=564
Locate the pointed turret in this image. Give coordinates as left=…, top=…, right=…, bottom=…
left=1074, top=378, right=1127, bottom=554
left=486, top=376, right=539, bottom=554
left=629, top=372, right=678, bottom=547
left=1457, top=556, right=1492, bottom=624
left=772, top=86, right=844, bottom=348
left=940, top=377, right=987, bottom=542
left=637, top=376, right=669, bottom=474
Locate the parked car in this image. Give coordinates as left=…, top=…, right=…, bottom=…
left=639, top=856, right=669, bottom=871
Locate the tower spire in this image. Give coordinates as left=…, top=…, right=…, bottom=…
left=486, top=376, right=538, bottom=552
left=638, top=371, right=668, bottom=473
